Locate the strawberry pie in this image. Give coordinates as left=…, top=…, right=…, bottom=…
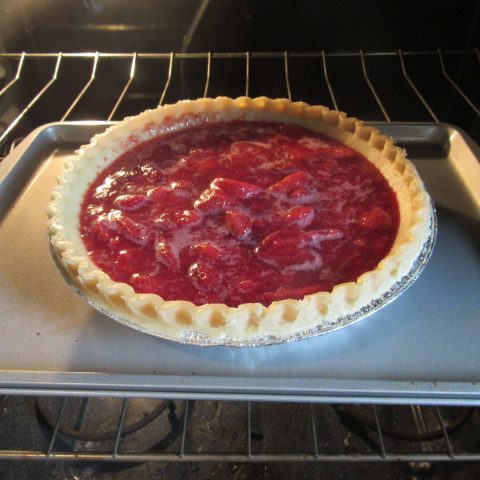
left=48, top=97, right=434, bottom=345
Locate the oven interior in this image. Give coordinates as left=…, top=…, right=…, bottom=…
left=0, top=1, right=480, bottom=478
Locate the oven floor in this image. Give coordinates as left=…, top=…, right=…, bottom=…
left=1, top=397, right=479, bottom=479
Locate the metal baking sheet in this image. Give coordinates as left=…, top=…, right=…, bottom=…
left=0, top=122, right=479, bottom=405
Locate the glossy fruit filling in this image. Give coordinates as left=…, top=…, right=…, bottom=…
left=80, top=121, right=400, bottom=307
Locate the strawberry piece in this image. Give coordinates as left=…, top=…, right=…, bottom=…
left=117, top=218, right=150, bottom=246
left=99, top=211, right=150, bottom=246
left=269, top=171, right=313, bottom=194
left=147, top=186, right=170, bottom=202
left=194, top=188, right=237, bottom=215
left=257, top=229, right=307, bottom=250
left=262, top=284, right=329, bottom=302
left=154, top=238, right=178, bottom=271
left=156, top=209, right=202, bottom=229
left=304, top=228, right=344, bottom=245
left=360, top=206, right=393, bottom=230
left=225, top=210, right=252, bottom=239
left=190, top=242, right=223, bottom=261
left=113, top=193, right=151, bottom=212
left=175, top=209, right=202, bottom=225
left=282, top=206, right=315, bottom=229
left=148, top=182, right=195, bottom=202
left=211, top=177, right=263, bottom=199
left=188, top=262, right=222, bottom=293
left=256, top=229, right=314, bottom=267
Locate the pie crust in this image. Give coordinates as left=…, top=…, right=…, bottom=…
left=47, top=97, right=434, bottom=345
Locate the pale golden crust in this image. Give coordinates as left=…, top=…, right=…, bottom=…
left=47, top=97, right=433, bottom=344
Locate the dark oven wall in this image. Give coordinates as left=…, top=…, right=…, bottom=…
left=2, top=0, right=480, bottom=53
left=0, top=0, right=479, bottom=147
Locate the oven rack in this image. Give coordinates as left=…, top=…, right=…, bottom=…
left=0, top=397, right=479, bottom=464
left=0, top=49, right=480, bottom=151
left=0, top=50, right=479, bottom=467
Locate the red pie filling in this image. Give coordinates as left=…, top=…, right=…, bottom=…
left=80, top=121, right=400, bottom=307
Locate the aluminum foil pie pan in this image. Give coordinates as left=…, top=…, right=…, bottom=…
left=49, top=203, right=437, bottom=348
left=46, top=98, right=437, bottom=348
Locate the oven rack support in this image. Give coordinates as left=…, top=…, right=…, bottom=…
left=0, top=49, right=479, bottom=464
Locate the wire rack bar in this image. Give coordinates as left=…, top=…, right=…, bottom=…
left=0, top=52, right=25, bottom=98
left=0, top=48, right=476, bottom=147
left=435, top=407, right=455, bottom=458
left=112, top=398, right=128, bottom=457
left=107, top=52, right=137, bottom=121
left=284, top=51, right=292, bottom=101
left=181, top=0, right=211, bottom=55
left=410, top=405, right=432, bottom=456
left=359, top=50, right=390, bottom=121
left=310, top=404, right=319, bottom=457
left=247, top=401, right=252, bottom=457
left=0, top=53, right=62, bottom=147
left=0, top=49, right=478, bottom=59
left=0, top=399, right=476, bottom=463
left=46, top=397, right=67, bottom=455
left=437, top=49, right=480, bottom=118
left=158, top=52, right=174, bottom=107
left=245, top=52, right=250, bottom=97
left=245, top=51, right=250, bottom=97
left=322, top=50, right=338, bottom=110
left=61, top=52, right=99, bottom=121
left=1, top=451, right=480, bottom=463
left=411, top=405, right=428, bottom=435
left=398, top=49, right=439, bottom=122
left=372, top=405, right=386, bottom=458
left=179, top=400, right=190, bottom=457
left=203, top=52, right=212, bottom=98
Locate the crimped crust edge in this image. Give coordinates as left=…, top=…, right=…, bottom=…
left=47, top=97, right=433, bottom=344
